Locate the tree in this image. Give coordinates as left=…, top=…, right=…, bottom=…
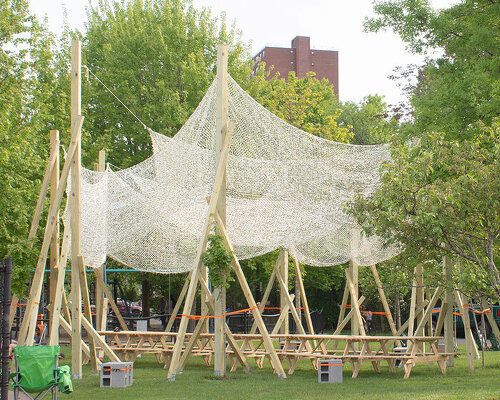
left=246, top=67, right=352, bottom=143
left=365, top=0, right=500, bottom=140
left=339, top=95, right=397, bottom=145
left=82, top=0, right=252, bottom=169
left=0, top=0, right=65, bottom=293
left=351, top=0, right=500, bottom=303
left=350, top=121, right=500, bottom=299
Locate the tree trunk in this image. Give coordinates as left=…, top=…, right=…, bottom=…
left=142, top=278, right=150, bottom=329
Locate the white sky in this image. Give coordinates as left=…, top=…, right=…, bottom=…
left=29, top=0, right=458, bottom=106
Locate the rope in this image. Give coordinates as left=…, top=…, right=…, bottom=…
left=83, top=65, right=148, bottom=130
left=180, top=305, right=258, bottom=320
left=340, top=304, right=388, bottom=316
left=463, top=304, right=491, bottom=314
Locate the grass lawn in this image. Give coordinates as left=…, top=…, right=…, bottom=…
left=60, top=345, right=500, bottom=400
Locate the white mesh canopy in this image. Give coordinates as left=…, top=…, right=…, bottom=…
left=65, top=76, right=399, bottom=273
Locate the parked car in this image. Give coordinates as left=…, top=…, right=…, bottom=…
left=116, top=299, right=142, bottom=316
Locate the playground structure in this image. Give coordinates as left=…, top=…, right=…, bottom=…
left=13, top=40, right=500, bottom=381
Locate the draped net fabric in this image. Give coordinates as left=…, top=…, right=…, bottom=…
left=64, top=76, right=399, bottom=273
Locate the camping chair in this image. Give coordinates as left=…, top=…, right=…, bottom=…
left=10, top=345, right=71, bottom=400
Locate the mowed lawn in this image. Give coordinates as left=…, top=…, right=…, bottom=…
left=61, top=344, right=500, bottom=400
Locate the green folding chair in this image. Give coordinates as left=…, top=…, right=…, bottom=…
left=10, top=345, right=72, bottom=400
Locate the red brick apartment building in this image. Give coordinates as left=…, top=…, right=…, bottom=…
left=253, top=36, right=339, bottom=95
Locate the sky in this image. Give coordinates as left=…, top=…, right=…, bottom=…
left=29, top=0, right=459, bottom=106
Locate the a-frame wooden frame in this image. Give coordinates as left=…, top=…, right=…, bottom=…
left=166, top=44, right=286, bottom=381
left=17, top=40, right=120, bottom=379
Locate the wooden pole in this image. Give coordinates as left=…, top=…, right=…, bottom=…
left=249, top=260, right=278, bottom=334
left=48, top=130, right=60, bottom=342
left=457, top=291, right=477, bottom=370
left=336, top=283, right=349, bottom=331
left=349, top=229, right=360, bottom=338
left=408, top=271, right=417, bottom=336
left=279, top=249, right=289, bottom=334
left=481, top=298, right=500, bottom=348
left=444, top=256, right=454, bottom=367
left=345, top=267, right=366, bottom=335
left=70, top=38, right=83, bottom=379
left=370, top=265, right=398, bottom=336
left=164, top=274, right=190, bottom=332
left=292, top=258, right=314, bottom=335
left=94, top=272, right=128, bottom=331
left=78, top=256, right=98, bottom=372
left=214, top=43, right=228, bottom=377
left=415, top=264, right=424, bottom=332
left=48, top=221, right=70, bottom=345
left=94, top=150, right=106, bottom=332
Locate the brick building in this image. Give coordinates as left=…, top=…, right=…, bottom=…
left=253, top=36, right=339, bottom=95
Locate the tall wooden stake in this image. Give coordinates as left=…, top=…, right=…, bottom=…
left=213, top=43, right=228, bottom=377
left=444, top=256, right=454, bottom=367
left=48, top=130, right=60, bottom=342
left=94, top=150, right=106, bottom=332
left=415, top=264, right=424, bottom=333
left=349, top=230, right=360, bottom=339
left=279, top=248, right=289, bottom=334
left=70, top=38, right=83, bottom=379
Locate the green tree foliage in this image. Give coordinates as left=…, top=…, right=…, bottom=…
left=339, top=95, right=397, bottom=145
left=365, top=0, right=500, bottom=140
left=201, top=228, right=234, bottom=289
left=247, top=67, right=352, bottom=143
left=350, top=121, right=500, bottom=299
left=82, top=0, right=252, bottom=168
left=0, top=0, right=65, bottom=293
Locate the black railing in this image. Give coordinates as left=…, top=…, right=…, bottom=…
left=1, top=259, right=12, bottom=400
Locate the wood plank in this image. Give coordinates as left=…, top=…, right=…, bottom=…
left=408, top=271, right=417, bottom=336
left=48, top=221, right=70, bottom=345
left=279, top=249, right=289, bottom=334
left=337, top=284, right=349, bottom=330
left=81, top=315, right=121, bottom=362
left=59, top=316, right=91, bottom=359
left=94, top=270, right=128, bottom=330
left=249, top=261, right=278, bottom=334
left=370, top=265, right=398, bottom=337
left=443, top=256, right=454, bottom=367
left=48, top=130, right=60, bottom=343
left=214, top=43, right=228, bottom=377
left=165, top=273, right=189, bottom=332
left=78, top=255, right=98, bottom=372
left=271, top=295, right=294, bottom=335
left=292, top=258, right=314, bottom=335
left=481, top=298, right=500, bottom=350
left=18, top=115, right=84, bottom=347
left=28, top=140, right=58, bottom=240
left=345, top=269, right=366, bottom=335
left=70, top=38, right=83, bottom=378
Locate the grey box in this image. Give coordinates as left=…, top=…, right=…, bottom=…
left=318, top=359, right=342, bottom=383
left=100, top=361, right=133, bottom=388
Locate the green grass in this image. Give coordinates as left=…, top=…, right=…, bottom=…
left=61, top=345, right=500, bottom=400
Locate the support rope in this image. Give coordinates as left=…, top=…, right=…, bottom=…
left=83, top=65, right=148, bottom=131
